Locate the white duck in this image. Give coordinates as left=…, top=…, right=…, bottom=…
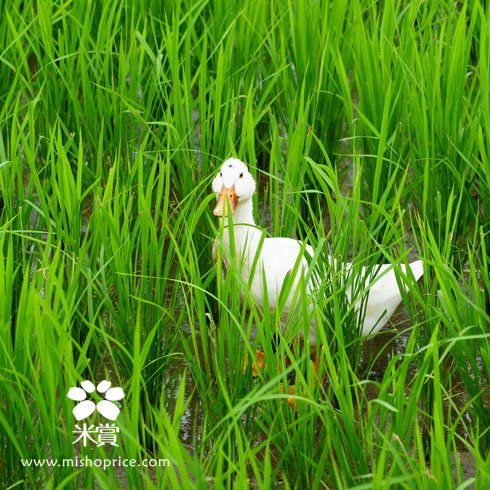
left=212, top=158, right=423, bottom=345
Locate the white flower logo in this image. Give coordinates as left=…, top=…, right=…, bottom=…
left=67, top=380, right=125, bottom=421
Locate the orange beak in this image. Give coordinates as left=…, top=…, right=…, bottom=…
left=213, top=185, right=238, bottom=216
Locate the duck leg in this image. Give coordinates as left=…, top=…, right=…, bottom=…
left=243, top=350, right=266, bottom=377
left=243, top=333, right=292, bottom=377
left=311, top=347, right=326, bottom=387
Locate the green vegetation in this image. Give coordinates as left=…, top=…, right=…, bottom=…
left=0, top=0, right=489, bottom=488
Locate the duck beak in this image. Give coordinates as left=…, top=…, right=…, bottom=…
left=213, top=185, right=238, bottom=216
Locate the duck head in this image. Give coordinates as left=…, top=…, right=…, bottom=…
left=212, top=158, right=256, bottom=217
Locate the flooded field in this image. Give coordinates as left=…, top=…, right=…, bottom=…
left=1, top=0, right=489, bottom=488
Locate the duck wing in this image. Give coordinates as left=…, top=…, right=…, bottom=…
left=360, top=260, right=424, bottom=335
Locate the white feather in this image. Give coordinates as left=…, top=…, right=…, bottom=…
left=212, top=158, right=424, bottom=345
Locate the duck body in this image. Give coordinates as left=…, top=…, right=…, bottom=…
left=212, top=158, right=423, bottom=344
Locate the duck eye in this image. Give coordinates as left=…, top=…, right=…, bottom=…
left=239, top=172, right=243, bottom=178
left=219, top=172, right=222, bottom=177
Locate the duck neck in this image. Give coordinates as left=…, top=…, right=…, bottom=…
left=220, top=199, right=258, bottom=254
left=232, top=198, right=255, bottom=226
